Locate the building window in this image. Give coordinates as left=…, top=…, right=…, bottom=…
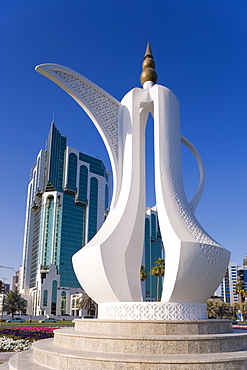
left=51, top=280, right=57, bottom=315
left=43, top=290, right=48, bottom=306
left=151, top=214, right=156, bottom=238
left=60, top=291, right=66, bottom=314
left=105, top=184, right=109, bottom=219
left=43, top=196, right=54, bottom=265
left=67, top=153, right=77, bottom=192
left=72, top=299, right=75, bottom=309
left=78, top=165, right=88, bottom=203
left=88, top=177, right=98, bottom=241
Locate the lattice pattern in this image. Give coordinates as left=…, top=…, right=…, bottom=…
left=170, top=164, right=220, bottom=247
left=98, top=302, right=207, bottom=321
left=51, top=69, right=119, bottom=158
left=200, top=244, right=224, bottom=278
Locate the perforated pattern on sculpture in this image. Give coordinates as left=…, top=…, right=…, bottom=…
left=99, top=302, right=207, bottom=320
left=170, top=166, right=220, bottom=247
left=200, top=244, right=223, bottom=278
left=52, top=70, right=119, bottom=158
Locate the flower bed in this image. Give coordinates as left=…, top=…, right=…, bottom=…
left=0, top=327, right=59, bottom=352
left=0, top=337, right=32, bottom=352
left=232, top=325, right=247, bottom=330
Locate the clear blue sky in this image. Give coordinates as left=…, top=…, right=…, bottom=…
left=1, top=1, right=246, bottom=286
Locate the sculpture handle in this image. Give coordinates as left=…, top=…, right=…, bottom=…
left=181, top=135, right=205, bottom=212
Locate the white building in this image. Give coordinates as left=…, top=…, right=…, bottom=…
left=221, top=263, right=238, bottom=305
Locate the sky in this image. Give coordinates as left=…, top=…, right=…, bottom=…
left=0, top=0, right=246, bottom=287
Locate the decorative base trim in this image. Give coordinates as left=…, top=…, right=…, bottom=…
left=98, top=302, right=207, bottom=321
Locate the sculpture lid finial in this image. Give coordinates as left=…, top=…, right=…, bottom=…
left=140, top=42, right=157, bottom=87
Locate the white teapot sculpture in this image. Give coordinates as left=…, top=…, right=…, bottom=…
left=36, top=43, right=230, bottom=317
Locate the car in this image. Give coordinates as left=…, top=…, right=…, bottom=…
left=39, top=318, right=58, bottom=323
left=82, top=315, right=95, bottom=319
left=5, top=318, right=26, bottom=323
left=60, top=314, right=72, bottom=320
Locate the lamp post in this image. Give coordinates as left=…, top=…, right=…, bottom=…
left=0, top=295, right=5, bottom=327
left=0, top=279, right=7, bottom=328
left=0, top=269, right=15, bottom=327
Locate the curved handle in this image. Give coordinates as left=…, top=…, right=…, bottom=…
left=181, top=135, right=205, bottom=212
left=35, top=63, right=122, bottom=209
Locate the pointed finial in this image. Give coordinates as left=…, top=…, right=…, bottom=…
left=140, top=42, right=157, bottom=87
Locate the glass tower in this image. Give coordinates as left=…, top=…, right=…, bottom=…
left=142, top=206, right=164, bottom=301
left=21, top=123, right=109, bottom=315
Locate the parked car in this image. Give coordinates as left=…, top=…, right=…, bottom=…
left=60, top=314, right=72, bottom=320
left=82, top=315, right=95, bottom=319
left=39, top=318, right=58, bottom=323
left=6, top=318, right=26, bottom=323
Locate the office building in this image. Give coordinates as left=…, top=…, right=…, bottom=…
left=221, top=263, right=238, bottom=305
left=220, top=268, right=230, bottom=304
left=20, top=123, right=110, bottom=316
left=142, top=206, right=164, bottom=301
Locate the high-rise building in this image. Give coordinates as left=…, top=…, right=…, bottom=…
left=221, top=263, right=238, bottom=305
left=220, top=268, right=230, bottom=304
left=243, top=256, right=247, bottom=266
left=142, top=206, right=164, bottom=301
left=12, top=268, right=21, bottom=291
left=237, top=265, right=247, bottom=295
left=20, top=123, right=110, bottom=316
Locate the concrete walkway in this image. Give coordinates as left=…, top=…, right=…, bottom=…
left=0, top=351, right=15, bottom=363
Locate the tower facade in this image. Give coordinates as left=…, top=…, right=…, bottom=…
left=142, top=206, right=164, bottom=301
left=20, top=123, right=109, bottom=315
left=221, top=263, right=238, bottom=305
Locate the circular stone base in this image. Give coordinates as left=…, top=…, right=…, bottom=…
left=98, top=302, right=207, bottom=320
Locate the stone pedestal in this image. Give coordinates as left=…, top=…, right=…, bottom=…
left=4, top=319, right=247, bottom=369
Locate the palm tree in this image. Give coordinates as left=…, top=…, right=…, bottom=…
left=242, top=301, right=247, bottom=320
left=206, top=300, right=232, bottom=319
left=216, top=301, right=232, bottom=319
left=235, top=282, right=245, bottom=303
left=149, top=258, right=165, bottom=301
left=3, top=290, right=27, bottom=318
left=140, top=265, right=148, bottom=281
left=235, top=282, right=245, bottom=317
left=76, top=291, right=97, bottom=316
left=206, top=300, right=218, bottom=319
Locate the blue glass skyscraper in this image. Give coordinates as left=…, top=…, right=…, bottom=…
left=21, top=123, right=109, bottom=316
left=142, top=206, right=164, bottom=301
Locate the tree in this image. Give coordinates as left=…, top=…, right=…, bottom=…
left=216, top=301, right=232, bottom=319
left=235, top=282, right=245, bottom=316
left=76, top=291, right=97, bottom=316
left=3, top=290, right=27, bottom=318
left=140, top=265, right=148, bottom=282
left=206, top=300, right=218, bottom=319
left=149, top=258, right=165, bottom=301
left=241, top=302, right=247, bottom=320
left=206, top=300, right=232, bottom=319
left=235, top=282, right=245, bottom=304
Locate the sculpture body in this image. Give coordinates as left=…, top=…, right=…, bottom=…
left=150, top=85, right=230, bottom=302
left=36, top=47, right=230, bottom=307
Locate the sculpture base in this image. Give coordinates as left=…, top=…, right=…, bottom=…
left=6, top=319, right=247, bottom=369
left=98, top=301, right=207, bottom=320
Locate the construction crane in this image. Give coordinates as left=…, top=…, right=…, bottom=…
left=0, top=266, right=14, bottom=271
